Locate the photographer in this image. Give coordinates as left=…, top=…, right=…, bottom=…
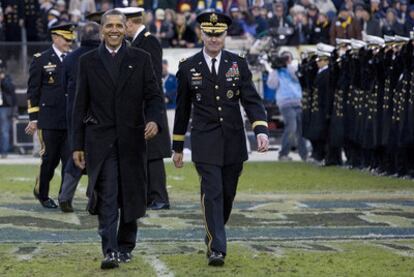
left=0, top=59, right=16, bottom=158
left=267, top=51, right=308, bottom=161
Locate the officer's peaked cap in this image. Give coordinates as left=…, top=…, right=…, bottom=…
left=197, top=10, right=232, bottom=35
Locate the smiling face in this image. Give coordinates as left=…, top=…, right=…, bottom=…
left=101, top=14, right=126, bottom=50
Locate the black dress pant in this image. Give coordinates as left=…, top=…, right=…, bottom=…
left=35, top=129, right=69, bottom=200
left=195, top=162, right=243, bottom=256
left=96, top=145, right=137, bottom=255
left=147, top=158, right=169, bottom=205
left=310, top=139, right=326, bottom=162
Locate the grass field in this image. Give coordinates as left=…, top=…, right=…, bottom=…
left=0, top=161, right=414, bottom=276
left=1, top=162, right=413, bottom=198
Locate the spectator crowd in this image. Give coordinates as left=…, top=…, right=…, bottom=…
left=1, top=0, right=414, bottom=46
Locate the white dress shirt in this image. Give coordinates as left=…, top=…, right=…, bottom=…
left=203, top=48, right=222, bottom=74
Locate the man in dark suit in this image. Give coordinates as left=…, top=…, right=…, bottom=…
left=57, top=22, right=101, bottom=213
left=25, top=23, right=76, bottom=209
left=172, top=11, right=269, bottom=266
left=119, top=7, right=171, bottom=210
left=72, top=9, right=163, bottom=269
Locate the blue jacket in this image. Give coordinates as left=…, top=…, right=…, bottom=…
left=267, top=67, right=302, bottom=108
left=163, top=73, right=177, bottom=109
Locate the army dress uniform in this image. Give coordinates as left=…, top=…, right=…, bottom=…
left=172, top=12, right=268, bottom=259
left=27, top=24, right=75, bottom=208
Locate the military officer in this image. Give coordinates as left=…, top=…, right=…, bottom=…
left=118, top=7, right=172, bottom=210
left=172, top=11, right=269, bottom=266
left=25, top=23, right=76, bottom=209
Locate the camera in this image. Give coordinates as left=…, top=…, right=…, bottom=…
left=269, top=54, right=288, bottom=69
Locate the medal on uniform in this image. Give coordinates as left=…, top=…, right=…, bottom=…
left=236, top=89, right=240, bottom=96
left=196, top=93, right=202, bottom=102
left=227, top=90, right=234, bottom=99
left=48, top=76, right=55, bottom=84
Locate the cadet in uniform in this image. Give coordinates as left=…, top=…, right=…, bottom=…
left=118, top=7, right=172, bottom=210
left=25, top=23, right=75, bottom=209
left=307, top=43, right=335, bottom=163
left=1, top=0, right=23, bottom=41
left=172, top=11, right=269, bottom=266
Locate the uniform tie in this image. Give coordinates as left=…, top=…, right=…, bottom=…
left=111, top=51, right=116, bottom=57
left=211, top=58, right=217, bottom=79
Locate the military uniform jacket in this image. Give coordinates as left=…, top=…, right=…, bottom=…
left=132, top=28, right=171, bottom=160
left=72, top=44, right=164, bottom=222
left=172, top=50, right=268, bottom=166
left=26, top=47, right=67, bottom=130
left=307, top=67, right=330, bottom=141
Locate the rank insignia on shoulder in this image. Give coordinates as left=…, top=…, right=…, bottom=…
left=34, top=52, right=42, bottom=58
left=179, top=57, right=187, bottom=63
left=238, top=53, right=246, bottom=58
left=144, top=32, right=151, bottom=37
left=190, top=68, right=196, bottom=72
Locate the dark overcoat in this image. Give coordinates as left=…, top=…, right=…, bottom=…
left=72, top=44, right=164, bottom=222
left=132, top=28, right=171, bottom=160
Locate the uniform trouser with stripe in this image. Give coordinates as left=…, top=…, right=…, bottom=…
left=35, top=129, right=69, bottom=200
left=97, top=144, right=137, bottom=255
left=195, top=162, right=243, bottom=256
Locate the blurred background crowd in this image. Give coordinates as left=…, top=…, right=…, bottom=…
left=1, top=0, right=414, bottom=46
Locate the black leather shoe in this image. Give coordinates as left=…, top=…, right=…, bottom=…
left=39, top=198, right=58, bottom=209
left=101, top=252, right=119, bottom=270
left=59, top=201, right=74, bottom=213
left=119, top=252, right=132, bottom=263
left=208, top=251, right=225, bottom=266
left=147, top=202, right=170, bottom=210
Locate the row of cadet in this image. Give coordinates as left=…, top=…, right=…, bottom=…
left=298, top=34, right=414, bottom=178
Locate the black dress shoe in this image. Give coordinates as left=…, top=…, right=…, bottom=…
left=147, top=202, right=170, bottom=210
left=39, top=198, right=58, bottom=209
left=208, top=251, right=225, bottom=266
left=101, top=252, right=119, bottom=270
left=59, top=201, right=74, bottom=213
left=119, top=252, right=132, bottom=263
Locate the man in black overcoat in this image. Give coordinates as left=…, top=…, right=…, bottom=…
left=72, top=9, right=164, bottom=269
left=118, top=7, right=172, bottom=210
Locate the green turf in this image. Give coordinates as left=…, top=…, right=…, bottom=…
left=1, top=241, right=414, bottom=277
left=0, top=162, right=413, bottom=199
left=167, top=162, right=414, bottom=194
left=162, top=241, right=414, bottom=277
left=0, top=243, right=156, bottom=277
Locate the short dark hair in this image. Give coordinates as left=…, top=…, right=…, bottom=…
left=101, top=9, right=126, bottom=25
left=80, top=22, right=101, bottom=41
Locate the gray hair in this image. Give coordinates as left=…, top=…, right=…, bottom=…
left=80, top=22, right=101, bottom=41
left=101, top=9, right=127, bottom=25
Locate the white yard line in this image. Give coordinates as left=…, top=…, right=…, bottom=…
left=142, top=245, right=174, bottom=277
